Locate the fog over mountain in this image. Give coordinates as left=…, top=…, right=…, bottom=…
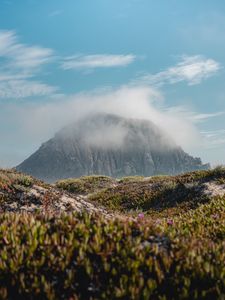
left=1, top=85, right=209, bottom=169
left=17, top=113, right=209, bottom=182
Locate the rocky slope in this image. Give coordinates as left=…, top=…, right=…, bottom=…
left=1, top=167, right=224, bottom=216
left=17, top=113, right=209, bottom=182
left=0, top=168, right=224, bottom=300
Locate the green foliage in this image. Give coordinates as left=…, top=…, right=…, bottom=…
left=0, top=167, right=224, bottom=299
left=0, top=169, right=37, bottom=190
left=56, top=175, right=115, bottom=194
left=15, top=175, right=33, bottom=187
left=0, top=196, right=224, bottom=299
left=90, top=167, right=225, bottom=214
left=119, top=176, right=145, bottom=183
left=89, top=180, right=200, bottom=213
left=176, top=166, right=225, bottom=183
left=0, top=169, right=48, bottom=206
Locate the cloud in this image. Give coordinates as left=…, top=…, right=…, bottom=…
left=0, top=80, right=57, bottom=99
left=61, top=54, right=136, bottom=70
left=189, top=112, right=224, bottom=122
left=136, top=55, right=221, bottom=86
left=0, top=31, right=136, bottom=98
left=82, top=122, right=128, bottom=150
left=164, top=106, right=224, bottom=123
left=0, top=85, right=206, bottom=168
left=201, top=129, right=225, bottom=155
left=0, top=30, right=57, bottom=98
left=0, top=30, right=53, bottom=71
left=201, top=129, right=225, bottom=149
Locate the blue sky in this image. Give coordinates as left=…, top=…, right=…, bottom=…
left=0, top=0, right=225, bottom=167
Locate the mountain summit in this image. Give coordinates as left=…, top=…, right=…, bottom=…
left=17, top=114, right=209, bottom=182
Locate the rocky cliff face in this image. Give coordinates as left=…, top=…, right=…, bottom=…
left=17, top=114, right=209, bottom=182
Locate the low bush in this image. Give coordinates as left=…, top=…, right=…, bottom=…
left=119, top=176, right=145, bottom=183
left=0, top=195, right=224, bottom=299
left=56, top=175, right=115, bottom=195
left=90, top=168, right=225, bottom=214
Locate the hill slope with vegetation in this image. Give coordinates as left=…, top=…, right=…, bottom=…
left=0, top=167, right=224, bottom=299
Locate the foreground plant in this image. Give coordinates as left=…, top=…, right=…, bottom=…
left=0, top=195, right=224, bottom=300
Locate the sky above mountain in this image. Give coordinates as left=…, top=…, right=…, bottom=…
left=0, top=0, right=225, bottom=167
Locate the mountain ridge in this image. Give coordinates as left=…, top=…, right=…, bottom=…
left=17, top=113, right=209, bottom=182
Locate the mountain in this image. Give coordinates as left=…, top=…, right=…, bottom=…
left=16, top=113, right=209, bottom=182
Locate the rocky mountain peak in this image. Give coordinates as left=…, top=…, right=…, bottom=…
left=17, top=113, right=209, bottom=182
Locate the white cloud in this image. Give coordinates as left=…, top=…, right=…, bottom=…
left=0, top=73, right=28, bottom=81
left=164, top=106, right=224, bottom=123
left=201, top=129, right=225, bottom=149
left=0, top=30, right=53, bottom=71
left=0, top=80, right=57, bottom=99
left=189, top=112, right=224, bottom=122
left=0, top=86, right=202, bottom=157
left=0, top=30, right=57, bottom=98
left=2, top=85, right=224, bottom=167
left=137, top=55, right=221, bottom=86
left=61, top=54, right=136, bottom=70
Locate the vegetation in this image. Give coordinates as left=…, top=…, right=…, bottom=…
left=0, top=196, right=224, bottom=299
left=119, top=176, right=145, bottom=183
left=89, top=167, right=225, bottom=215
left=0, top=169, right=35, bottom=189
left=56, top=175, right=115, bottom=195
left=0, top=169, right=48, bottom=205
left=0, top=167, right=224, bottom=299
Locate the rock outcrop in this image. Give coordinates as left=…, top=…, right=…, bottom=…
left=17, top=114, right=209, bottom=182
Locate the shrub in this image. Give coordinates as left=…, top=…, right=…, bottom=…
left=56, top=175, right=115, bottom=195
left=0, top=195, right=224, bottom=299
left=0, top=168, right=224, bottom=299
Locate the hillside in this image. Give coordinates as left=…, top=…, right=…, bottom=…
left=16, top=114, right=209, bottom=182
left=0, top=167, right=224, bottom=299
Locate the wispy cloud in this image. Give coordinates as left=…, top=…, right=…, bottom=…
left=0, top=80, right=57, bottom=99
left=0, top=30, right=57, bottom=98
left=163, top=106, right=224, bottom=123
left=0, top=30, right=53, bottom=71
left=190, top=112, right=224, bottom=122
left=1, top=85, right=224, bottom=166
left=201, top=129, right=225, bottom=149
left=137, top=55, right=221, bottom=86
left=61, top=54, right=136, bottom=70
